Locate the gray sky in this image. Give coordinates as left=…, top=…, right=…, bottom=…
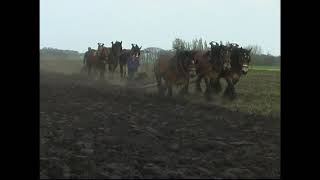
left=40, top=0, right=280, bottom=55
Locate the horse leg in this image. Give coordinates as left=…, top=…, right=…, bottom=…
left=223, top=78, right=237, bottom=100
left=204, top=77, right=212, bottom=100
left=185, top=76, right=190, bottom=95
left=179, top=78, right=189, bottom=96
left=120, top=64, right=123, bottom=78
left=195, top=74, right=203, bottom=92
left=100, top=64, right=105, bottom=80
left=178, top=86, right=184, bottom=96
left=108, top=63, right=112, bottom=72
left=87, top=65, right=90, bottom=76
left=162, top=79, right=170, bottom=97
left=168, top=84, right=173, bottom=97
left=112, top=66, right=116, bottom=80
left=84, top=65, right=88, bottom=74
left=95, top=66, right=100, bottom=80
left=230, top=79, right=237, bottom=99
left=223, top=80, right=231, bottom=98
left=92, top=65, right=97, bottom=80
left=211, top=78, right=222, bottom=94
left=156, top=74, right=164, bottom=96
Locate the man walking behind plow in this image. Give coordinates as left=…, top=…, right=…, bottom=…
left=127, top=53, right=140, bottom=81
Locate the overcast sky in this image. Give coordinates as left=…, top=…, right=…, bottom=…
left=40, top=0, right=280, bottom=55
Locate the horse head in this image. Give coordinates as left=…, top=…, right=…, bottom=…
left=98, top=43, right=104, bottom=49
left=111, top=41, right=123, bottom=57
left=176, top=50, right=196, bottom=73
left=100, top=47, right=108, bottom=59
left=230, top=46, right=251, bottom=75
left=239, top=48, right=251, bottom=74
left=131, top=44, right=141, bottom=58
left=97, top=43, right=105, bottom=56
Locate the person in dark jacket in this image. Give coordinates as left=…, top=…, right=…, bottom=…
left=83, top=47, right=91, bottom=65
left=127, top=54, right=140, bottom=80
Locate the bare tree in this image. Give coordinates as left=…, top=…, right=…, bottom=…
left=192, top=38, right=198, bottom=50
left=245, top=45, right=263, bottom=55
left=172, top=38, right=185, bottom=50
left=185, top=42, right=192, bottom=50
left=204, top=40, right=208, bottom=50
left=172, top=37, right=211, bottom=51
left=198, top=38, right=203, bottom=51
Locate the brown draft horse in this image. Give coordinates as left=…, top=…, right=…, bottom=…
left=194, top=41, right=232, bottom=99
left=154, top=50, right=197, bottom=97
left=119, top=49, right=131, bottom=78
left=96, top=43, right=109, bottom=79
left=211, top=43, right=252, bottom=100
left=107, top=41, right=122, bottom=79
left=86, top=43, right=109, bottom=80
left=119, top=44, right=142, bottom=78
left=85, top=49, right=97, bottom=75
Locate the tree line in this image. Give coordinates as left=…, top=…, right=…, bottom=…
left=40, top=47, right=82, bottom=59
left=171, top=38, right=280, bottom=67
left=40, top=39, right=280, bottom=67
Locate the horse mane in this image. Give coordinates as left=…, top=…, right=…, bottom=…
left=130, top=45, right=141, bottom=57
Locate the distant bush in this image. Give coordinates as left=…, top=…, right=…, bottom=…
left=251, top=54, right=280, bottom=67
left=40, top=47, right=82, bottom=60
left=40, top=43, right=280, bottom=67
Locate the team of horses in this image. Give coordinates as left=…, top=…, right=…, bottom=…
left=84, top=42, right=142, bottom=79
left=154, top=41, right=251, bottom=100
left=83, top=41, right=251, bottom=100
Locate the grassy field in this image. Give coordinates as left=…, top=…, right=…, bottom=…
left=40, top=58, right=83, bottom=74
left=251, top=65, right=280, bottom=71
left=214, top=69, right=280, bottom=116
left=40, top=58, right=280, bottom=117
